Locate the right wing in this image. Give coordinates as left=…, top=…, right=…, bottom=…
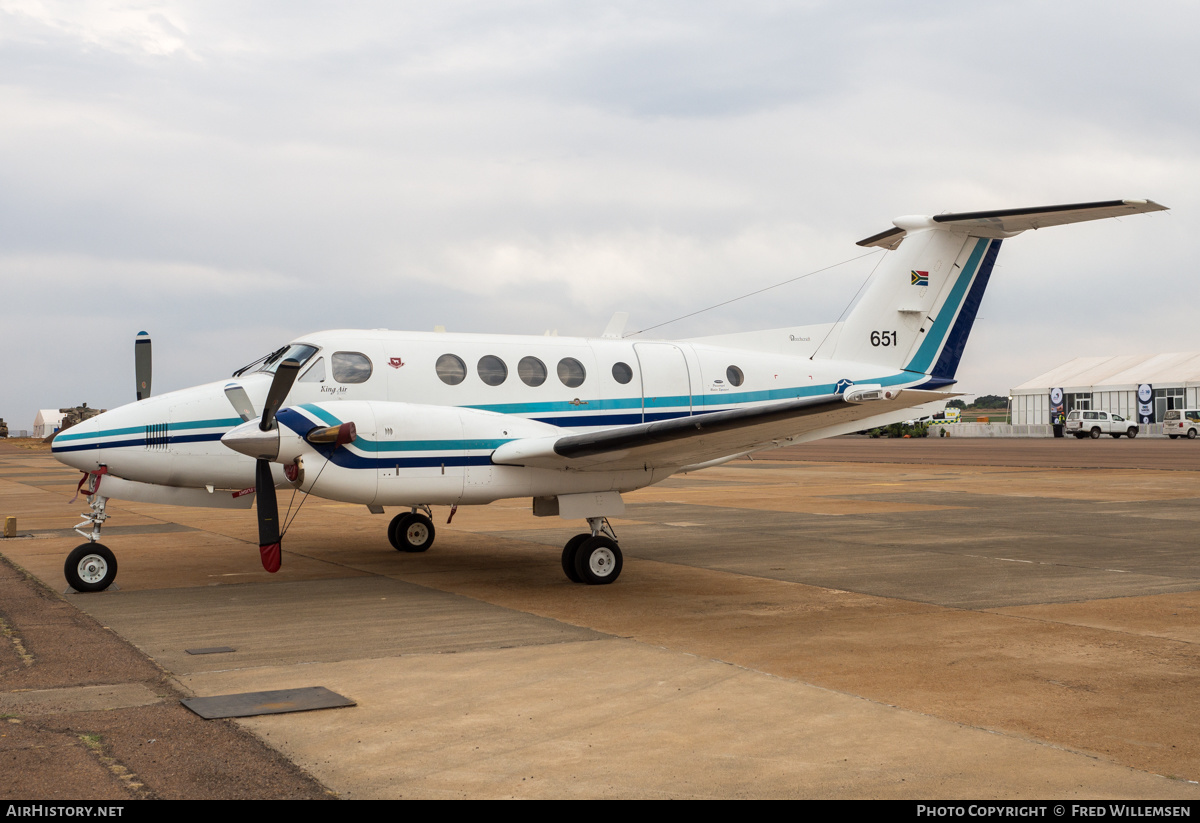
left=492, top=388, right=951, bottom=472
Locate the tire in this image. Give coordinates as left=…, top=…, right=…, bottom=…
left=1090, top=428, right=1101, bottom=439
left=393, top=513, right=435, bottom=552
left=1110, top=433, right=1121, bottom=438
left=64, top=543, right=117, bottom=593
left=387, top=513, right=411, bottom=550
left=1189, top=429, right=1197, bottom=440
left=574, top=536, right=623, bottom=585
left=1128, top=428, right=1138, bottom=439
left=561, top=533, right=590, bottom=583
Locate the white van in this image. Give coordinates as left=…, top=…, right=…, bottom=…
left=1163, top=409, right=1200, bottom=439
left=1064, top=409, right=1139, bottom=439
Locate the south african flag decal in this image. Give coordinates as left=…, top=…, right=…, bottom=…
left=911, top=270, right=929, bottom=286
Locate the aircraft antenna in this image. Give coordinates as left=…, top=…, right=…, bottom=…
left=810, top=249, right=889, bottom=360
left=623, top=249, right=880, bottom=338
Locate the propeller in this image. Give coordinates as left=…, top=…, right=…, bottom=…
left=222, top=359, right=301, bottom=574
left=134, top=331, right=152, bottom=401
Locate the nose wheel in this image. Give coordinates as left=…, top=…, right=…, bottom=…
left=65, top=543, right=118, bottom=593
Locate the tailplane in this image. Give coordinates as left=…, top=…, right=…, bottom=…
left=816, top=199, right=1167, bottom=384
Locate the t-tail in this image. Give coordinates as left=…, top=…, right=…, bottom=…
left=816, top=199, right=1167, bottom=387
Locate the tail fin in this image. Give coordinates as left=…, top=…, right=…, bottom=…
left=817, top=199, right=1166, bottom=384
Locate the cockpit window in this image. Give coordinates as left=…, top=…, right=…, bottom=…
left=299, top=357, right=326, bottom=383
left=256, top=344, right=319, bottom=375
left=332, top=352, right=373, bottom=384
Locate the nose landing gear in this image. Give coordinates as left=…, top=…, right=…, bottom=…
left=65, top=471, right=118, bottom=592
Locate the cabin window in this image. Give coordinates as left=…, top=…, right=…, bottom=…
left=519, top=356, right=547, bottom=387
left=299, top=357, right=325, bottom=383
left=611, top=362, right=633, bottom=384
left=726, top=366, right=744, bottom=387
left=436, top=354, right=467, bottom=385
left=558, top=357, right=586, bottom=388
left=477, top=355, right=508, bottom=386
left=332, top=352, right=373, bottom=384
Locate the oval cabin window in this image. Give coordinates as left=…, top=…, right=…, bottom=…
left=436, top=354, right=467, bottom=385
left=519, top=356, right=548, bottom=387
left=726, top=365, right=744, bottom=387
left=612, top=362, right=633, bottom=384
left=558, top=357, right=586, bottom=388
left=477, top=355, right=508, bottom=386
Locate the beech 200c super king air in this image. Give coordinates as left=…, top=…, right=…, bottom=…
left=51, top=199, right=1167, bottom=592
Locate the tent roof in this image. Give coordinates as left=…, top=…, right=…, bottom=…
left=1013, top=353, right=1200, bottom=392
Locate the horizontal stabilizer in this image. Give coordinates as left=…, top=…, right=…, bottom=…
left=857, top=199, right=1167, bottom=247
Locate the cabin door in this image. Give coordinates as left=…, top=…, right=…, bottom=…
left=633, top=343, right=693, bottom=423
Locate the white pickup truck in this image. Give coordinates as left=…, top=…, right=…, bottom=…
left=1064, top=410, right=1139, bottom=439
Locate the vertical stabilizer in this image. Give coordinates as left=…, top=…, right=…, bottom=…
left=816, top=199, right=1166, bottom=383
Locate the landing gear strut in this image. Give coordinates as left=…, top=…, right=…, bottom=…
left=388, top=505, right=436, bottom=553
left=561, top=517, right=623, bottom=585
left=65, top=482, right=118, bottom=592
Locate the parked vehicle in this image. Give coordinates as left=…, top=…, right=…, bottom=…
left=1163, top=409, right=1200, bottom=439
left=1064, top=409, right=1138, bottom=439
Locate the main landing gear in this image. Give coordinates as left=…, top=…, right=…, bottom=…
left=561, top=517, right=623, bottom=585
left=388, top=505, right=436, bottom=553
left=65, top=487, right=118, bottom=593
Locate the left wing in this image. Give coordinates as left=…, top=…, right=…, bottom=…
left=492, top=388, right=951, bottom=472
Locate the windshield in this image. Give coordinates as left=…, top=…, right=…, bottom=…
left=260, top=344, right=319, bottom=374
left=233, top=344, right=319, bottom=377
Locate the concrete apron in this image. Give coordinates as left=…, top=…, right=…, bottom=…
left=4, top=443, right=1200, bottom=799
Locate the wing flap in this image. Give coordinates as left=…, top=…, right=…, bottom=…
left=492, top=389, right=952, bottom=472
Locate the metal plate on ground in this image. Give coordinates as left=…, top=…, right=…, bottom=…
left=185, top=646, right=236, bottom=655
left=181, top=686, right=355, bottom=719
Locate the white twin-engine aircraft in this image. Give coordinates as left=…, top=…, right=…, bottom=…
left=52, top=199, right=1166, bottom=592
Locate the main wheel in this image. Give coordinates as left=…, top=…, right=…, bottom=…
left=391, top=513, right=435, bottom=552
left=573, top=536, right=623, bottom=585
left=1128, top=428, right=1139, bottom=439
left=65, top=543, right=117, bottom=593
left=1090, top=427, right=1101, bottom=439
left=387, top=513, right=411, bottom=550
left=561, top=533, right=591, bottom=583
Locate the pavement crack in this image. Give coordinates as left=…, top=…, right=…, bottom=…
left=0, top=615, right=34, bottom=667
left=77, top=731, right=152, bottom=799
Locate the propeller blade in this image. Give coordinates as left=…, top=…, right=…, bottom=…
left=255, top=459, right=281, bottom=573
left=224, top=383, right=257, bottom=422
left=260, top=358, right=301, bottom=432
left=134, top=331, right=152, bottom=401
left=305, top=421, right=357, bottom=447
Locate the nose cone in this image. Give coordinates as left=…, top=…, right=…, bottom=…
left=221, top=420, right=280, bottom=460
left=50, top=414, right=104, bottom=472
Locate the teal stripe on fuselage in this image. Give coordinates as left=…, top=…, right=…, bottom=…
left=67, top=371, right=931, bottom=453
left=904, top=238, right=988, bottom=375
left=52, top=416, right=243, bottom=443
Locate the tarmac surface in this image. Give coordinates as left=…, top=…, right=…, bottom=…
left=3, top=435, right=1200, bottom=799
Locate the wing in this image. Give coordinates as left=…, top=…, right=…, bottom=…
left=491, top=388, right=952, bottom=472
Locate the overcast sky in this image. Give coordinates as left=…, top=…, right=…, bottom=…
left=1, top=1, right=1194, bottom=430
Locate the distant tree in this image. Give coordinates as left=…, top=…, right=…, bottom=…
left=946, top=399, right=967, bottom=410
left=971, top=395, right=1008, bottom=409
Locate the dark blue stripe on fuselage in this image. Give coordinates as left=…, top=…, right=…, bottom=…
left=51, top=432, right=227, bottom=453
